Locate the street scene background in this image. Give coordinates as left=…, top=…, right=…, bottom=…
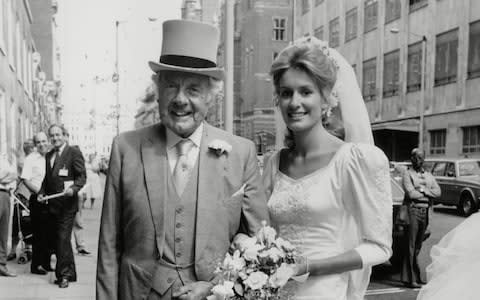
left=1, top=0, right=480, bottom=299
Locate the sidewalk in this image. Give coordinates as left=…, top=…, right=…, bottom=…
left=0, top=177, right=105, bottom=300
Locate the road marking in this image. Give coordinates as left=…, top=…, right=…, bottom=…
left=366, top=288, right=405, bottom=295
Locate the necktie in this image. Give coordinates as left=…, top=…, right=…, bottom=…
left=51, top=149, right=59, bottom=168
left=173, top=139, right=194, bottom=195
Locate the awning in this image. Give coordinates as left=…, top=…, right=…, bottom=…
left=371, top=118, right=419, bottom=132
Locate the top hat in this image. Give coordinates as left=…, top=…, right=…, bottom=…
left=148, top=19, right=224, bottom=80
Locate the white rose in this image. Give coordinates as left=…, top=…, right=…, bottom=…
left=224, top=250, right=246, bottom=272
left=268, top=263, right=296, bottom=288
left=208, top=281, right=235, bottom=300
left=243, top=244, right=264, bottom=261
left=244, top=271, right=268, bottom=290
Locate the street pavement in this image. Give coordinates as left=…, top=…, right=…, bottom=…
left=0, top=176, right=105, bottom=300
left=0, top=179, right=465, bottom=299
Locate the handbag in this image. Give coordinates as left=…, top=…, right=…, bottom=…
left=395, top=204, right=410, bottom=226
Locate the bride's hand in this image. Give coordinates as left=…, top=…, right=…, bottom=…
left=294, top=256, right=309, bottom=276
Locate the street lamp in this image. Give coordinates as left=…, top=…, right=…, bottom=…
left=114, top=18, right=160, bottom=136
left=390, top=28, right=427, bottom=151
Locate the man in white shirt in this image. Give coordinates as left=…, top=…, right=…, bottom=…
left=0, top=153, right=17, bottom=277
left=21, top=132, right=53, bottom=275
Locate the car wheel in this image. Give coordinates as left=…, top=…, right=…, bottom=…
left=457, top=193, right=476, bottom=217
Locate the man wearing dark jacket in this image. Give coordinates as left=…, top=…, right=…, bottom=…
left=39, top=124, right=86, bottom=288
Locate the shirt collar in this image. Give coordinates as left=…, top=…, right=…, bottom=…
left=55, top=142, right=67, bottom=155
left=166, top=122, right=204, bottom=150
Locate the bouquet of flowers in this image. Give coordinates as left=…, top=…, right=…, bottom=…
left=208, top=221, right=305, bottom=300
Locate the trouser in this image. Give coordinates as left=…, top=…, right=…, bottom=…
left=0, top=190, right=10, bottom=266
left=30, top=195, right=54, bottom=269
left=400, top=204, right=429, bottom=284
left=73, top=208, right=86, bottom=251
left=51, top=211, right=77, bottom=281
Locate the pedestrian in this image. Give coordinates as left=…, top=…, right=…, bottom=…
left=0, top=153, right=17, bottom=277
left=38, top=124, right=86, bottom=288
left=7, top=138, right=35, bottom=262
left=96, top=19, right=269, bottom=300
left=400, top=148, right=441, bottom=288
left=21, top=132, right=54, bottom=275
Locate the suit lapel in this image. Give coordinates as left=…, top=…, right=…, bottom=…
left=195, top=124, right=221, bottom=258
left=52, top=145, right=69, bottom=174
left=141, top=124, right=167, bottom=257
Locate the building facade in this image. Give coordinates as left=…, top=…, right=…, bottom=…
left=233, top=0, right=293, bottom=153
left=295, top=0, right=480, bottom=160
left=0, top=0, right=58, bottom=167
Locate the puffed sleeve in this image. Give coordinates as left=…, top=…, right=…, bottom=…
left=342, top=144, right=393, bottom=266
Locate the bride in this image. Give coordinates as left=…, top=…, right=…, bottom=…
left=262, top=37, right=393, bottom=300
left=416, top=212, right=480, bottom=300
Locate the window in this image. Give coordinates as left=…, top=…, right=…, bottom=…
left=315, top=0, right=324, bottom=6
left=407, top=42, right=422, bottom=92
left=7, top=0, right=14, bottom=68
left=409, top=0, right=427, bottom=12
left=15, top=20, right=21, bottom=78
left=430, top=129, right=446, bottom=155
left=362, top=58, right=376, bottom=101
left=273, top=18, right=286, bottom=41
left=459, top=161, right=480, bottom=176
left=0, top=0, right=5, bottom=54
left=385, top=0, right=401, bottom=24
left=314, top=26, right=324, bottom=40
left=462, top=126, right=480, bottom=153
left=345, top=8, right=357, bottom=42
left=431, top=162, right=447, bottom=176
left=302, top=0, right=310, bottom=15
left=329, top=18, right=340, bottom=48
left=445, top=163, right=455, bottom=177
left=468, top=20, right=480, bottom=79
left=272, top=51, right=278, bottom=61
left=364, top=0, right=378, bottom=33
left=383, top=50, right=400, bottom=97
left=0, top=90, right=6, bottom=154
left=435, top=29, right=458, bottom=86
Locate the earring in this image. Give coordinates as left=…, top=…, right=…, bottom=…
left=321, top=104, right=332, bottom=126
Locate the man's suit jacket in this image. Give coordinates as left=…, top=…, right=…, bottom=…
left=40, top=145, right=86, bottom=215
left=96, top=123, right=270, bottom=300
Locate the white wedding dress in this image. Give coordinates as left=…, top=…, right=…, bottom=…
left=264, top=143, right=392, bottom=300
left=416, top=212, right=480, bottom=300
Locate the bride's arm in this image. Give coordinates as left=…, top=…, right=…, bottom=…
left=296, top=242, right=390, bottom=276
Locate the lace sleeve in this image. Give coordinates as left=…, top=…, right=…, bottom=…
left=342, top=144, right=393, bottom=258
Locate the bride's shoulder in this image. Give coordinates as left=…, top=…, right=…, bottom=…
left=336, top=143, right=389, bottom=170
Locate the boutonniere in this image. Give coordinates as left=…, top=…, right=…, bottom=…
left=208, top=139, right=232, bottom=157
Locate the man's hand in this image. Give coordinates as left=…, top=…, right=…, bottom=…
left=173, top=281, right=213, bottom=300
left=64, top=188, right=74, bottom=197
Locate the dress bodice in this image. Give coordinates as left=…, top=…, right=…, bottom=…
left=264, top=143, right=392, bottom=300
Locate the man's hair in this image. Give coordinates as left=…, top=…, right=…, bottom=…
left=411, top=148, right=425, bottom=157
left=48, top=124, right=68, bottom=136
left=33, top=132, right=47, bottom=144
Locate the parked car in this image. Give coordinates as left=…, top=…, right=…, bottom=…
left=425, top=158, right=480, bottom=216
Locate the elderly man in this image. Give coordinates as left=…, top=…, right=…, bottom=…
left=96, top=19, right=269, bottom=300
left=39, top=124, right=86, bottom=288
left=21, top=132, right=53, bottom=275
left=0, top=154, right=17, bottom=277
left=401, top=148, right=441, bottom=288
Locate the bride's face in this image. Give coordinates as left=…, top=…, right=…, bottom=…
left=277, top=68, right=325, bottom=133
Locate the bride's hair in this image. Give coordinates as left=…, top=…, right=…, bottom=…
left=270, top=40, right=344, bottom=148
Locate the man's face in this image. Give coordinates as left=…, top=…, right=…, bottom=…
left=49, top=126, right=66, bottom=149
left=411, top=151, right=425, bottom=169
left=34, top=133, right=49, bottom=155
left=157, top=71, right=212, bottom=138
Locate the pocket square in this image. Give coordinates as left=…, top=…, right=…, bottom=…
left=231, top=184, right=246, bottom=198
